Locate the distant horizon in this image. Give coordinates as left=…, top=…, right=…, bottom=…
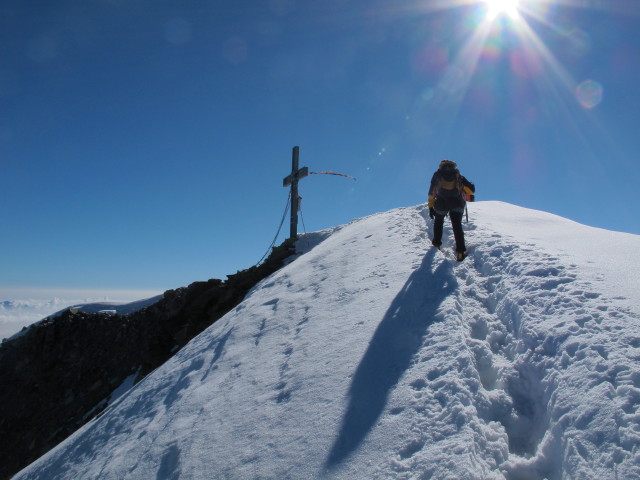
left=0, top=286, right=163, bottom=299
left=0, top=287, right=163, bottom=339
left=2, top=198, right=638, bottom=296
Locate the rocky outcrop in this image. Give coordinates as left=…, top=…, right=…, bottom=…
left=0, top=241, right=294, bottom=480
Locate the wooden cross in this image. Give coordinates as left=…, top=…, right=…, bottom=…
left=282, top=146, right=308, bottom=240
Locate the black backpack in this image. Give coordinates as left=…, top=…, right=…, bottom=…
left=436, top=161, right=462, bottom=196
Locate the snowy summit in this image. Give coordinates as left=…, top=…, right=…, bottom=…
left=15, top=201, right=640, bottom=479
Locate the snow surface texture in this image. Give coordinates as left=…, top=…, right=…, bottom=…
left=15, top=201, right=640, bottom=479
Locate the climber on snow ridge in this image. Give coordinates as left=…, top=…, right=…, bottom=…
left=428, top=160, right=475, bottom=261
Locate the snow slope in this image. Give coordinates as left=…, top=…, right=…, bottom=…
left=15, top=201, right=640, bottom=479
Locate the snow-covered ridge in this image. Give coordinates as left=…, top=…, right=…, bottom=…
left=15, top=201, right=640, bottom=479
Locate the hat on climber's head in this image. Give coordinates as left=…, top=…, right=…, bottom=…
left=439, top=159, right=457, bottom=169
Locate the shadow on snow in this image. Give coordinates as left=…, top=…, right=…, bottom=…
left=324, top=249, right=458, bottom=470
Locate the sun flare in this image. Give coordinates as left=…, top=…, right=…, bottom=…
left=484, top=0, right=521, bottom=20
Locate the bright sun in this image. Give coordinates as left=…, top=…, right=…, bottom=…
left=484, top=0, right=521, bottom=20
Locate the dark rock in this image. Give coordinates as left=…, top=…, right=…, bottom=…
left=0, top=241, right=294, bottom=479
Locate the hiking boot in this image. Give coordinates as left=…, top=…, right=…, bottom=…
left=432, top=240, right=442, bottom=249
left=456, top=251, right=467, bottom=262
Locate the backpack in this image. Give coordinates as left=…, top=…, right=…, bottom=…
left=435, top=160, right=462, bottom=197
left=436, top=160, right=475, bottom=202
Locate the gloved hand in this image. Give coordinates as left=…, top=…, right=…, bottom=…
left=429, top=207, right=435, bottom=219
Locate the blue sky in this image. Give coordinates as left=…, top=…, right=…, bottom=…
left=1, top=0, right=639, bottom=294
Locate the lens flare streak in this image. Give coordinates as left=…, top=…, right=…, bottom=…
left=418, top=19, right=494, bottom=140
left=431, top=0, right=610, bottom=115
left=401, top=0, right=618, bottom=161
